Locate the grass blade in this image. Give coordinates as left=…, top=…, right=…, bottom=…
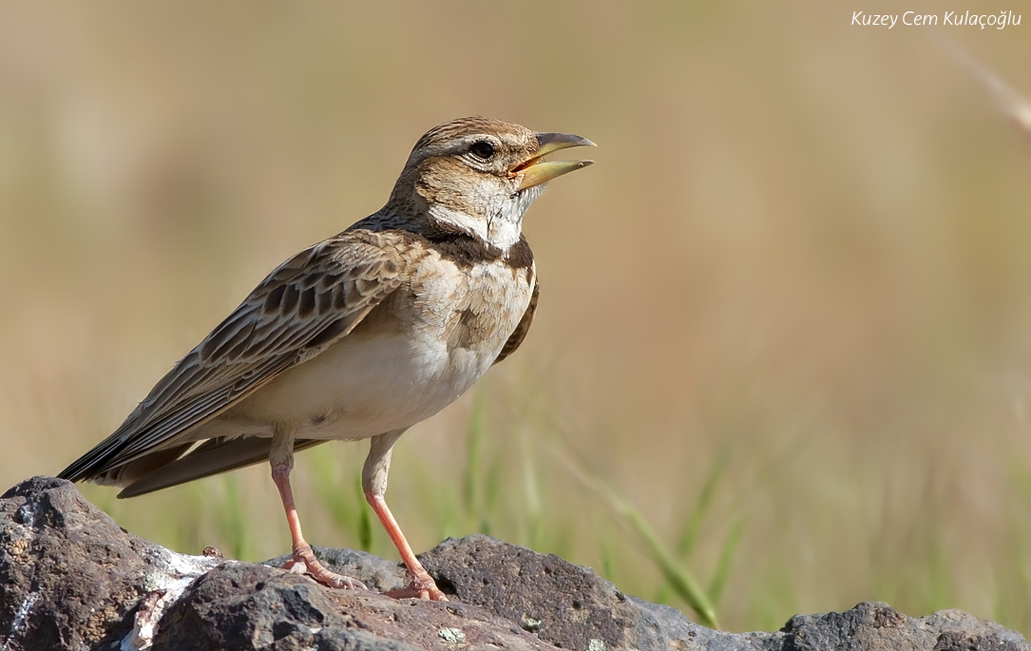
left=354, top=474, right=373, bottom=551
left=547, top=444, right=720, bottom=629
left=463, top=390, right=488, bottom=527
left=678, top=446, right=732, bottom=559
left=707, top=519, right=743, bottom=604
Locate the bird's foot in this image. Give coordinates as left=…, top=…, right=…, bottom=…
left=284, top=544, right=368, bottom=590
left=383, top=569, right=448, bottom=601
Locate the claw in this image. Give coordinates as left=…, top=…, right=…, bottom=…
left=383, top=570, right=448, bottom=601
left=288, top=544, right=368, bottom=590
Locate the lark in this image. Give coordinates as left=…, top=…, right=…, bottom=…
left=58, top=117, right=594, bottom=601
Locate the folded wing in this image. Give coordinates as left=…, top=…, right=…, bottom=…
left=58, top=230, right=407, bottom=489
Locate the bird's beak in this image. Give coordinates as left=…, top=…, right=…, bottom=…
left=513, top=132, right=596, bottom=191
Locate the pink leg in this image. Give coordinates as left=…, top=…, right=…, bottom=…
left=271, top=460, right=367, bottom=590
left=365, top=490, right=447, bottom=601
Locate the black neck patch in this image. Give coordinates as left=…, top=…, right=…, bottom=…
left=419, top=230, right=534, bottom=271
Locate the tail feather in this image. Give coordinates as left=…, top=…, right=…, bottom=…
left=117, top=436, right=325, bottom=498
left=88, top=444, right=193, bottom=488
left=57, top=412, right=144, bottom=483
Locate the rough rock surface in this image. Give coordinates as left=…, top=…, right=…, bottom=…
left=0, top=476, right=1026, bottom=651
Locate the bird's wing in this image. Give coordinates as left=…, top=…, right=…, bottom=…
left=58, top=229, right=407, bottom=482
left=493, top=278, right=538, bottom=365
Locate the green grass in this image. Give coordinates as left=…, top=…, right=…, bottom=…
left=71, top=387, right=1031, bottom=636
left=547, top=442, right=722, bottom=628
left=62, top=379, right=1031, bottom=637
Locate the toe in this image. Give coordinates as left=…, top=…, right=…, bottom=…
left=288, top=547, right=367, bottom=590
left=324, top=574, right=368, bottom=590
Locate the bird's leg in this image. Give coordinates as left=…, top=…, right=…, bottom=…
left=270, top=426, right=367, bottom=590
left=365, top=492, right=447, bottom=600
left=363, top=431, right=448, bottom=601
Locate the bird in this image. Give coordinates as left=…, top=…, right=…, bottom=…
left=58, top=116, right=595, bottom=601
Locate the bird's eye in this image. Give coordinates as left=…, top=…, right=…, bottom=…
left=469, top=141, right=496, bottom=160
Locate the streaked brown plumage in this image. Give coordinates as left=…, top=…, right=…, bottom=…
left=58, top=117, right=594, bottom=600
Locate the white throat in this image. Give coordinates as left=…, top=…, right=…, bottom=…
left=428, top=185, right=543, bottom=252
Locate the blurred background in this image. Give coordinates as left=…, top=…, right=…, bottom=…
left=2, top=0, right=1031, bottom=634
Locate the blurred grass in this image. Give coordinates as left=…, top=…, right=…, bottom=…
left=3, top=0, right=1031, bottom=635
left=549, top=442, right=722, bottom=628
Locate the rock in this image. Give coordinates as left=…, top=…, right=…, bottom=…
left=0, top=477, right=1027, bottom=651
left=779, top=604, right=1030, bottom=651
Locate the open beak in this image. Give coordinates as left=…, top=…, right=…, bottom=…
left=513, top=132, right=596, bottom=191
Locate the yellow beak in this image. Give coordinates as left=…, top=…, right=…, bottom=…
left=514, top=132, right=596, bottom=191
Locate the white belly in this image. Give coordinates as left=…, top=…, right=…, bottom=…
left=228, top=325, right=492, bottom=440
left=213, top=260, right=533, bottom=441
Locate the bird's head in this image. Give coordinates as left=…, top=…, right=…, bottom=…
left=386, top=117, right=594, bottom=252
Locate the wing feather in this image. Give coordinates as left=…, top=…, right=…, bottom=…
left=59, top=230, right=408, bottom=482
left=493, top=278, right=538, bottom=365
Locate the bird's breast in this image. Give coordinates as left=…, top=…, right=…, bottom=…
left=226, top=256, right=534, bottom=440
